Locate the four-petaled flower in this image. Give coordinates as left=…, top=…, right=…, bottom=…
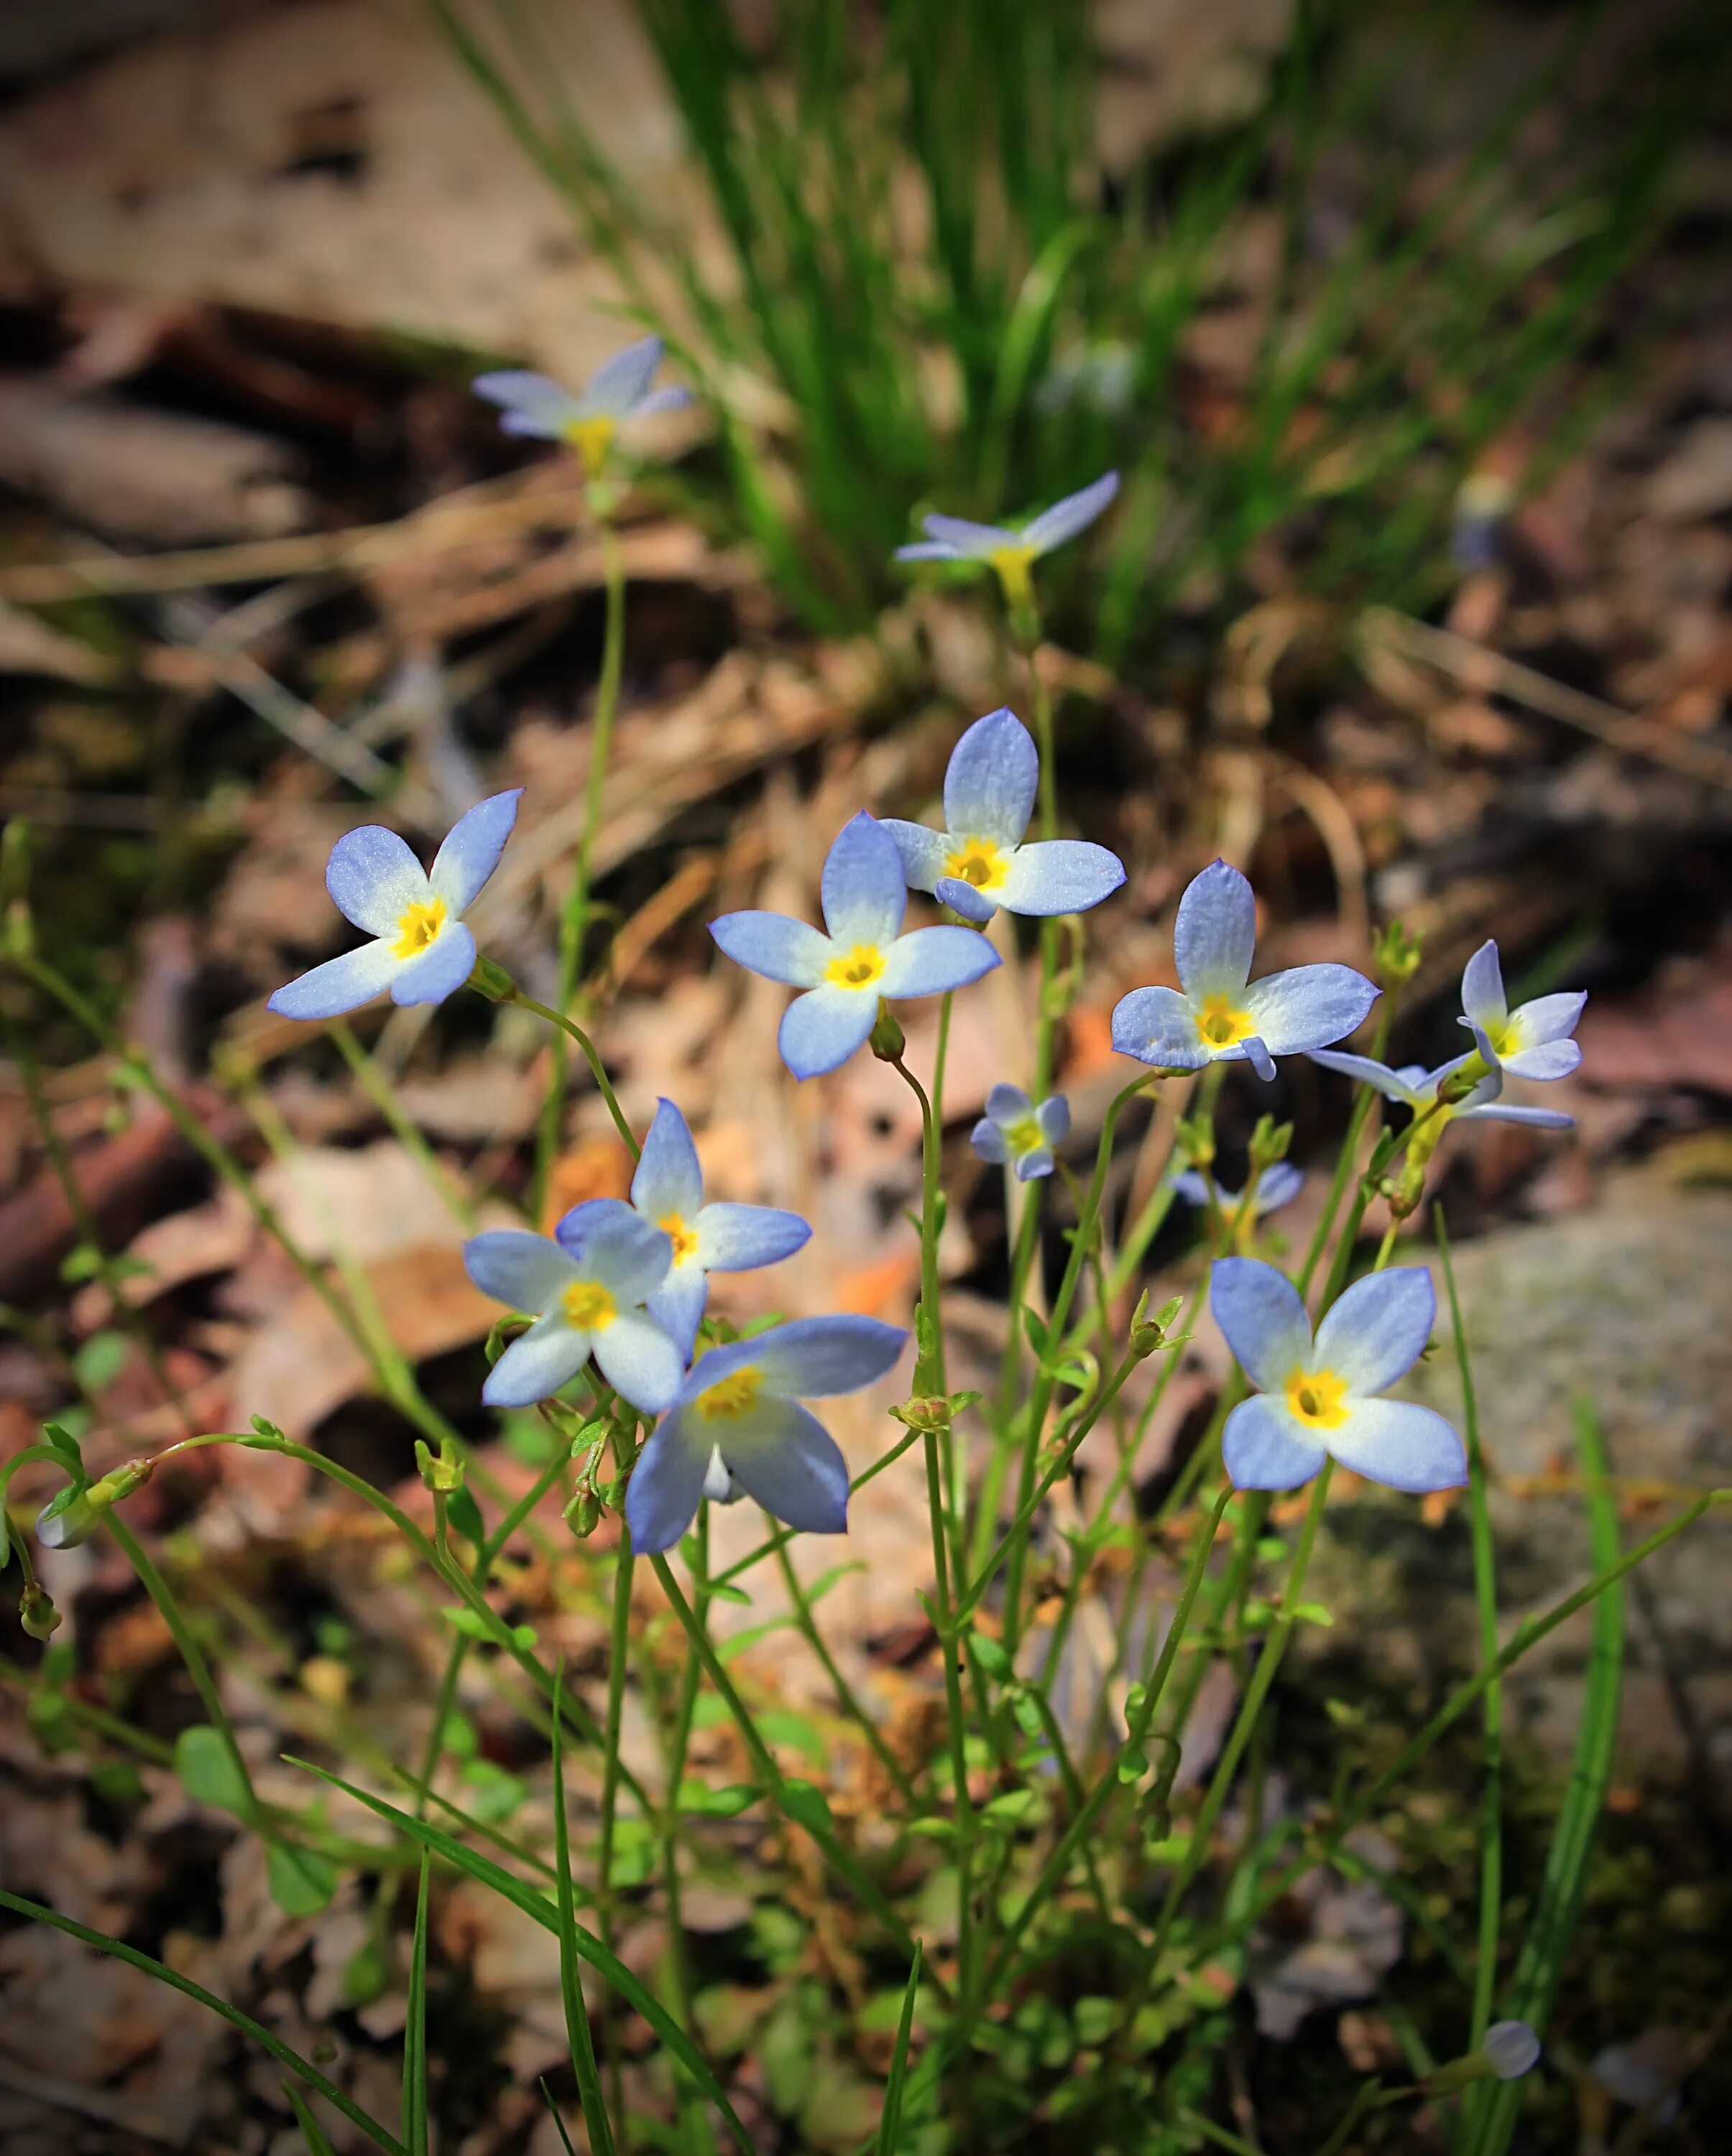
left=1174, top=1161, right=1303, bottom=1217
left=1212, top=1258, right=1465, bottom=1493
left=894, top=471, right=1120, bottom=614
left=880, top=707, right=1125, bottom=923
left=269, top=791, right=522, bottom=1021
left=1112, top=860, right=1378, bottom=1081
left=1460, top=939, right=1585, bottom=1080
left=971, top=1084, right=1070, bottom=1181
left=625, top=1316, right=908, bottom=1554
left=557, top=1099, right=810, bottom=1359
left=1308, top=1045, right=1575, bottom=1131
left=710, top=811, right=1000, bottom=1078
left=474, top=336, right=691, bottom=476
left=464, top=1210, right=683, bottom=1415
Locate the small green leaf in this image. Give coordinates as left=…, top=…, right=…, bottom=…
left=677, top=1779, right=760, bottom=1818
left=174, top=1726, right=250, bottom=1818
left=780, top=1778, right=834, bottom=1836
left=73, top=1330, right=129, bottom=1393
left=268, top=1842, right=339, bottom=1917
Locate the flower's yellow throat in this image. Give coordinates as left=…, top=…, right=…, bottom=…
left=562, top=1281, right=617, bottom=1332
left=1197, top=994, right=1256, bottom=1049
left=1286, top=1366, right=1348, bottom=1430
left=393, top=897, right=448, bottom=959
left=944, top=838, right=1008, bottom=893
left=825, top=944, right=887, bottom=991
left=563, top=415, right=616, bottom=476
left=696, top=1368, right=762, bottom=1422
left=659, top=1214, right=700, bottom=1265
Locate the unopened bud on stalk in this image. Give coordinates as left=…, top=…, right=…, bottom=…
left=36, top=1457, right=155, bottom=1550
left=19, top=1583, right=60, bottom=1640
left=1129, top=1291, right=1186, bottom=1358
left=414, top=1438, right=465, bottom=1496
left=1174, top=1115, right=1215, bottom=1171
left=868, top=1002, right=906, bottom=1064
left=468, top=954, right=517, bottom=1003
left=1373, top=918, right=1423, bottom=990
left=1247, top=1115, right=1293, bottom=1172
left=563, top=1486, right=602, bottom=1539
left=1427, top=2019, right=1541, bottom=2091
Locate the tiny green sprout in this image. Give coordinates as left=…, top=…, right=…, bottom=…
left=243, top=1415, right=287, bottom=1449
left=414, top=1437, right=465, bottom=1496
left=868, top=1000, right=907, bottom=1064
left=19, top=1582, right=60, bottom=1640
left=1373, top=917, right=1424, bottom=988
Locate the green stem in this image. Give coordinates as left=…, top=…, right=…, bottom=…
left=330, top=1021, right=474, bottom=1230
left=503, top=982, right=640, bottom=1167
left=596, top=1475, right=636, bottom=2127
left=535, top=517, right=627, bottom=1217
left=774, top=1536, right=918, bottom=1807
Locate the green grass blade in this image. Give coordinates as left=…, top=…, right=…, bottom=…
left=551, top=1669, right=617, bottom=2156
left=282, top=2083, right=339, bottom=2156
left=0, top=1889, right=405, bottom=2156
left=284, top=1759, right=753, bottom=2154
left=1468, top=1396, right=1626, bottom=2156
left=404, top=1851, right=430, bottom=2156
left=877, top=1937, right=923, bottom=2152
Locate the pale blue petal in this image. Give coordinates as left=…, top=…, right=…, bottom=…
left=1174, top=860, right=1256, bottom=1001
left=1500, top=1038, right=1582, bottom=1082
left=821, top=812, right=906, bottom=946
left=1307, top=1049, right=1423, bottom=1105
left=1242, top=1035, right=1276, bottom=1082
left=552, top=1197, right=637, bottom=1257
left=580, top=334, right=663, bottom=418
left=633, top=384, right=693, bottom=417
left=709, top=911, right=830, bottom=987
left=1460, top=939, right=1507, bottom=1030
left=750, top=1314, right=908, bottom=1399
left=268, top=939, right=400, bottom=1021
left=972, top=1118, right=1010, bottom=1164
left=580, top=1211, right=673, bottom=1306
left=1173, top=1169, right=1214, bottom=1208
left=474, top=370, right=580, bottom=429
left=943, top=708, right=1038, bottom=849
left=722, top=1396, right=849, bottom=1534
left=894, top=540, right=967, bottom=563
left=922, top=513, right=1015, bottom=556
left=694, top=1203, right=811, bottom=1273
left=429, top=790, right=522, bottom=913
left=1014, top=1146, right=1054, bottom=1181
left=326, top=825, right=429, bottom=936
left=593, top=1309, right=684, bottom=1415
left=878, top=819, right=950, bottom=893
left=390, top=921, right=477, bottom=1007
left=647, top=1267, right=708, bottom=1362
left=464, top=1230, right=579, bottom=1314
left=1036, top=1095, right=1071, bottom=1143
left=995, top=839, right=1125, bottom=916
left=1211, top=1257, right=1312, bottom=1393
left=625, top=1411, right=709, bottom=1554
left=1454, top=1101, right=1575, bottom=1130
left=935, top=876, right=997, bottom=923
left=1242, top=964, right=1379, bottom=1056
left=986, top=1082, right=1033, bottom=1124
left=778, top=984, right=878, bottom=1078
left=1018, top=469, right=1120, bottom=554
left=1314, top=1266, right=1434, bottom=1396
left=879, top=926, right=1000, bottom=1000
left=1256, top=1162, right=1304, bottom=1214
left=1222, top=1394, right=1327, bottom=1491
left=1508, top=990, right=1586, bottom=1048
left=483, top=1313, right=591, bottom=1408
left=632, top=1098, right=704, bottom=1222
left=1327, top=1398, right=1465, bottom=1494
left=1110, top=985, right=1207, bottom=1069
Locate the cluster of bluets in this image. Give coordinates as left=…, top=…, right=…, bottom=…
left=257, top=357, right=1585, bottom=1548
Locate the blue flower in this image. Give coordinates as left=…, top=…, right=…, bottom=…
left=1174, top=1161, right=1303, bottom=1217
left=972, top=1084, right=1070, bottom=1181
left=894, top=471, right=1119, bottom=612
left=555, top=1100, right=810, bottom=1359
left=710, top=811, right=1001, bottom=1079
left=269, top=792, right=521, bottom=1021
left=1460, top=939, right=1585, bottom=1080
left=625, top=1314, right=908, bottom=1554
left=1480, top=2022, right=1542, bottom=2081
left=1308, top=1045, right=1575, bottom=1131
left=879, top=707, right=1125, bottom=923
left=464, top=1210, right=683, bottom=1415
left=474, top=336, right=691, bottom=474
left=1111, top=860, right=1378, bottom=1081
left=1212, top=1258, right=1466, bottom=1494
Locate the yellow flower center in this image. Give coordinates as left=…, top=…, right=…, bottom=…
left=659, top=1213, right=700, bottom=1266
left=1286, top=1366, right=1349, bottom=1430
left=824, top=943, right=888, bottom=992
left=392, top=896, right=448, bottom=959
left=1005, top=1115, right=1045, bottom=1158
left=1480, top=1018, right=1514, bottom=1059
left=987, top=543, right=1036, bottom=610
left=562, top=414, right=616, bottom=476
left=696, top=1367, right=762, bottom=1422
left=944, top=837, right=1009, bottom=893
left=561, top=1279, right=617, bottom=1332
left=1197, top=994, right=1256, bottom=1050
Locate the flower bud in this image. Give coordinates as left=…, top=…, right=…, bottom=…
left=468, top=954, right=517, bottom=1003
left=1247, top=1115, right=1292, bottom=1171
left=868, top=1002, right=906, bottom=1063
left=563, top=1486, right=602, bottom=1539
left=1174, top=1115, right=1215, bottom=1171
left=414, top=1437, right=465, bottom=1496
left=1373, top=918, right=1423, bottom=989
left=1427, top=2019, right=1540, bottom=2092
left=36, top=1456, right=154, bottom=1549
left=19, top=1583, right=60, bottom=1640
